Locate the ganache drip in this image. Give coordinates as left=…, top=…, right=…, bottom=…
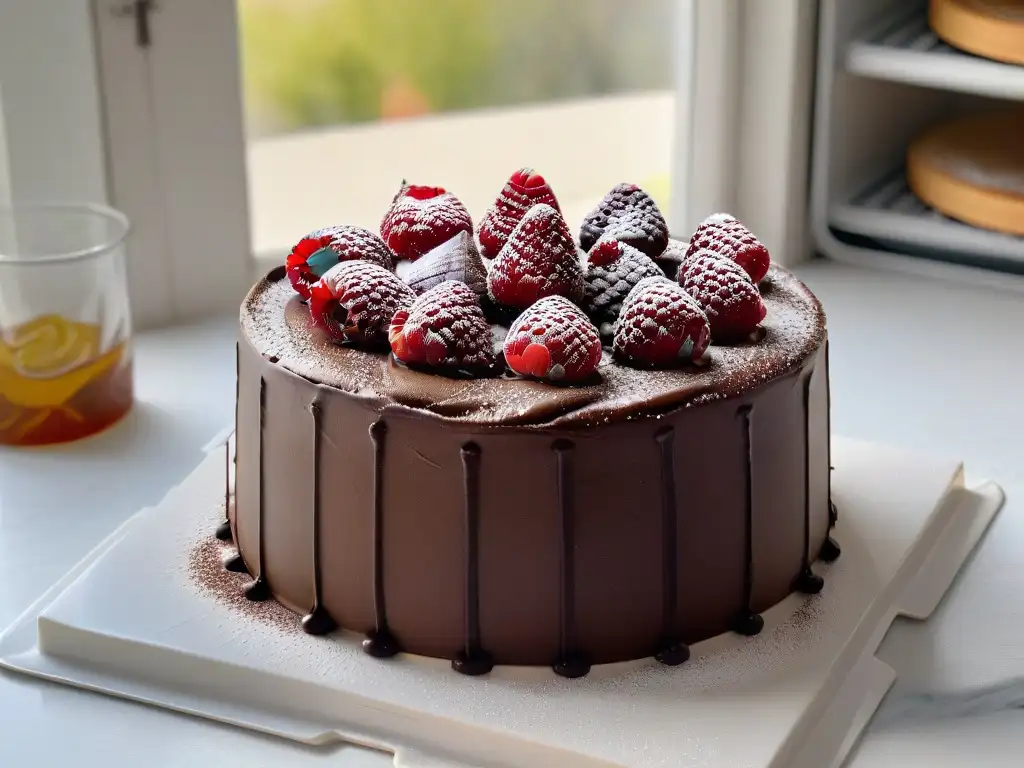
left=654, top=426, right=690, bottom=667
left=819, top=536, right=842, bottom=563
left=215, top=519, right=233, bottom=542
left=731, top=404, right=764, bottom=637
left=218, top=440, right=233, bottom=541
left=362, top=419, right=400, bottom=658
left=793, top=373, right=824, bottom=596
left=301, top=610, right=337, bottom=636
left=452, top=442, right=494, bottom=676
left=551, top=439, right=590, bottom=678
left=302, top=399, right=338, bottom=636
left=826, top=340, right=839, bottom=534
left=822, top=341, right=841, bottom=564
left=244, top=376, right=270, bottom=602
left=218, top=343, right=241, bottom=541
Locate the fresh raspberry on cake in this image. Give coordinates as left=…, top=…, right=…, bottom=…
left=380, top=182, right=473, bottom=262
left=503, top=295, right=602, bottom=383
left=586, top=233, right=625, bottom=267
left=613, top=277, right=711, bottom=367
left=488, top=204, right=585, bottom=311
left=477, top=168, right=561, bottom=260
left=654, top=238, right=688, bottom=281
left=402, top=231, right=487, bottom=299
left=685, top=213, right=770, bottom=283
left=579, top=183, right=669, bottom=259
left=680, top=249, right=766, bottom=342
left=389, top=280, right=496, bottom=375
left=309, top=260, right=415, bottom=349
left=286, top=225, right=395, bottom=301
left=584, top=235, right=664, bottom=338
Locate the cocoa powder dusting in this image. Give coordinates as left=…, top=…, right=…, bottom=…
left=187, top=524, right=301, bottom=634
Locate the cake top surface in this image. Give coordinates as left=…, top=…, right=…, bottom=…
left=241, top=262, right=825, bottom=429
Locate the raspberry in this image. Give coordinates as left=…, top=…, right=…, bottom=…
left=309, top=261, right=415, bottom=350
left=586, top=233, right=625, bottom=267
left=487, top=204, right=585, bottom=311
left=685, top=214, right=770, bottom=283
left=286, top=225, right=395, bottom=301
left=654, top=238, right=688, bottom=281
left=613, top=277, right=711, bottom=368
left=579, top=183, right=669, bottom=259
left=389, top=280, right=496, bottom=376
left=478, top=168, right=561, bottom=260
left=679, top=249, right=766, bottom=342
left=503, top=296, right=602, bottom=383
left=380, top=182, right=473, bottom=262
left=584, top=237, right=664, bottom=339
left=403, top=231, right=487, bottom=299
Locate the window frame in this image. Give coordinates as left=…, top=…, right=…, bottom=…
left=675, top=0, right=820, bottom=266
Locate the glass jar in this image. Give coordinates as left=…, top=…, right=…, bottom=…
left=0, top=203, right=133, bottom=446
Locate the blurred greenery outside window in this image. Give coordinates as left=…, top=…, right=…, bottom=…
left=239, top=0, right=675, bottom=138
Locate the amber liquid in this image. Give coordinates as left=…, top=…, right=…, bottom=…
left=0, top=314, right=133, bottom=446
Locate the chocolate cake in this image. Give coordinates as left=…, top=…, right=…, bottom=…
left=217, top=171, right=840, bottom=679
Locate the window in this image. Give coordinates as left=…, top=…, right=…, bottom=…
left=237, top=0, right=679, bottom=263
left=1, top=1, right=816, bottom=327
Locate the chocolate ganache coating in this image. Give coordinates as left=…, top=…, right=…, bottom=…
left=229, top=264, right=832, bottom=673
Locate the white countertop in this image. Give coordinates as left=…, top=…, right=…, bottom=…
left=1, top=260, right=1021, bottom=767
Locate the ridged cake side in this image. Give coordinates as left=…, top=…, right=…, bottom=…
left=223, top=266, right=836, bottom=674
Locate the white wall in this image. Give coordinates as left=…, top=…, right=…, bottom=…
left=0, top=0, right=108, bottom=204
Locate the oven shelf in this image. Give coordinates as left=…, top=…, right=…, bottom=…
left=829, top=169, right=1024, bottom=269
left=846, top=7, right=1024, bottom=102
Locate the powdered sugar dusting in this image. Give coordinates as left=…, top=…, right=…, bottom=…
left=380, top=186, right=473, bottom=261
left=504, top=296, right=602, bottom=382
left=613, top=276, right=710, bottom=365
left=393, top=280, right=495, bottom=373
left=403, top=231, right=488, bottom=297
left=680, top=250, right=766, bottom=341
left=477, top=171, right=561, bottom=259
left=487, top=204, right=586, bottom=308
left=385, top=197, right=467, bottom=238
left=324, top=225, right=396, bottom=271
left=705, top=212, right=733, bottom=224
left=309, top=260, right=414, bottom=348
left=242, top=263, right=825, bottom=429
left=585, top=242, right=664, bottom=331
left=685, top=215, right=770, bottom=283
left=654, top=238, right=688, bottom=280
left=682, top=254, right=755, bottom=306
left=579, top=183, right=669, bottom=258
